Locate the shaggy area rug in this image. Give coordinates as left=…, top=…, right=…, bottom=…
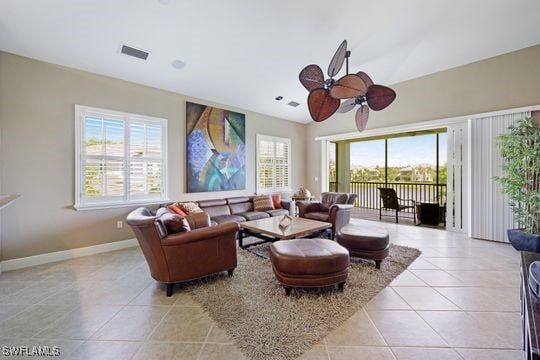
left=182, top=242, right=420, bottom=359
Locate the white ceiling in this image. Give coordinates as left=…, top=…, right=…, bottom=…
left=1, top=0, right=540, bottom=123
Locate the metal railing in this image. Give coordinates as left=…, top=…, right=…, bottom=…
left=329, top=181, right=447, bottom=209
left=329, top=181, right=337, bottom=192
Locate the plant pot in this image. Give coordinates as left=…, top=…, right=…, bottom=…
left=507, top=229, right=540, bottom=252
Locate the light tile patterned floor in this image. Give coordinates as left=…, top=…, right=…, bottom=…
left=0, top=218, right=523, bottom=359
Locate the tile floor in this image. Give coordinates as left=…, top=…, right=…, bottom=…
left=0, top=218, right=523, bottom=359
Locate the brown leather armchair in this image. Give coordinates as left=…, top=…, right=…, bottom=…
left=127, top=207, right=238, bottom=296
left=297, top=192, right=356, bottom=239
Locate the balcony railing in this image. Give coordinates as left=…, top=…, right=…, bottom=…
left=329, top=181, right=447, bottom=209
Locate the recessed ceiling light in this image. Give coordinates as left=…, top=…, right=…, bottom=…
left=275, top=96, right=283, bottom=101
left=171, top=60, right=186, bottom=69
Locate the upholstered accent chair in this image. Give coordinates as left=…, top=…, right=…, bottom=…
left=377, top=187, right=416, bottom=224
left=297, top=192, right=355, bottom=238
left=127, top=207, right=238, bottom=296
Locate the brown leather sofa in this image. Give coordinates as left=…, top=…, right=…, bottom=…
left=297, top=192, right=357, bottom=238
left=196, top=196, right=293, bottom=225
left=127, top=207, right=238, bottom=296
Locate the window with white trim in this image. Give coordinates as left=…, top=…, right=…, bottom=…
left=256, top=134, right=291, bottom=193
left=75, top=105, right=168, bottom=210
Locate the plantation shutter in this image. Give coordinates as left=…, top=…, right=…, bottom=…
left=256, top=135, right=291, bottom=193
left=75, top=105, right=167, bottom=209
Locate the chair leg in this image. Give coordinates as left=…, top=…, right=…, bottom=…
left=166, top=283, right=174, bottom=297
left=227, top=268, right=234, bottom=277
left=379, top=207, right=382, bottom=221
left=284, top=286, right=292, bottom=296
left=395, top=210, right=399, bottom=223
left=338, top=282, right=345, bottom=291
left=375, top=260, right=382, bottom=269
left=413, top=205, right=416, bottom=225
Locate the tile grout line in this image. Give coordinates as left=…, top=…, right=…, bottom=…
left=362, top=308, right=391, bottom=349
left=197, top=321, right=215, bottom=358
left=323, top=338, right=331, bottom=360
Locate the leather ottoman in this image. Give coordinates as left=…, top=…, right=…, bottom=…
left=336, top=224, right=390, bottom=269
left=268, top=238, right=349, bottom=295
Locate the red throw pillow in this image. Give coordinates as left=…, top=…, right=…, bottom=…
left=272, top=194, right=282, bottom=209
left=167, top=203, right=187, bottom=217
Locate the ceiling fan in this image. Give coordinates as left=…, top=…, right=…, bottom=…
left=299, top=40, right=396, bottom=131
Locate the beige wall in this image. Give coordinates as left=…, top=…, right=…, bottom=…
left=305, top=45, right=540, bottom=196
left=0, top=52, right=306, bottom=260
left=2, top=44, right=540, bottom=260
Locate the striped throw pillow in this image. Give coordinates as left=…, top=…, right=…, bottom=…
left=253, top=195, right=275, bottom=211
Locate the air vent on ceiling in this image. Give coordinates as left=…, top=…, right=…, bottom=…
left=120, top=45, right=149, bottom=60
left=287, top=101, right=300, bottom=107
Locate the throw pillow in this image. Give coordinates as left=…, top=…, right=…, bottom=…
left=253, top=195, right=275, bottom=211
left=167, top=203, right=188, bottom=216
left=271, top=194, right=282, bottom=209
left=178, top=202, right=203, bottom=214
left=159, top=212, right=191, bottom=234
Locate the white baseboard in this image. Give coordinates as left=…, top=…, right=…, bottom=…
left=0, top=238, right=138, bottom=272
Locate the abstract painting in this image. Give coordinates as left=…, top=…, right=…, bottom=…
left=186, top=102, right=246, bottom=192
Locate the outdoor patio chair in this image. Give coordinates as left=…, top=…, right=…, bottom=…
left=377, top=188, right=416, bottom=224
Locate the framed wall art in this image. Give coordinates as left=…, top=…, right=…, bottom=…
left=186, top=102, right=246, bottom=192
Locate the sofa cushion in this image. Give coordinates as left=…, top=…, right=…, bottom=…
left=198, top=199, right=227, bottom=207
left=157, top=212, right=191, bottom=235
left=226, top=196, right=250, bottom=205
left=304, top=212, right=329, bottom=222
left=272, top=194, right=282, bottom=209
left=179, top=202, right=203, bottom=214
left=239, top=211, right=270, bottom=221
left=266, top=209, right=289, bottom=217
left=204, top=205, right=231, bottom=218
left=212, top=214, right=246, bottom=224
left=229, top=202, right=253, bottom=214
left=253, top=195, right=274, bottom=211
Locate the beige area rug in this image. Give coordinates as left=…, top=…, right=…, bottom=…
left=182, top=242, right=420, bottom=360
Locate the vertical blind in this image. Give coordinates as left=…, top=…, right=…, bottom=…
left=469, top=111, right=530, bottom=242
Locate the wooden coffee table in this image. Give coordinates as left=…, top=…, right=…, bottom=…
left=238, top=216, right=331, bottom=249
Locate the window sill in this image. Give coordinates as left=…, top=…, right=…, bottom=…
left=74, top=199, right=169, bottom=211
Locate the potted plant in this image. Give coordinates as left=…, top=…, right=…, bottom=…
left=496, top=116, right=540, bottom=251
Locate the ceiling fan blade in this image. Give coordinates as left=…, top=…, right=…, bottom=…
left=355, top=104, right=370, bottom=132
left=366, top=85, right=396, bottom=111
left=299, top=64, right=325, bottom=91
left=329, top=74, right=367, bottom=99
left=337, top=98, right=356, bottom=113
left=327, top=40, right=347, bottom=78
left=307, top=88, right=340, bottom=122
left=356, top=71, right=374, bottom=87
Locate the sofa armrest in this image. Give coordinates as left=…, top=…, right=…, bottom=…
left=328, top=204, right=353, bottom=235
left=280, top=200, right=294, bottom=216
left=297, top=201, right=323, bottom=217
left=161, top=222, right=239, bottom=246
